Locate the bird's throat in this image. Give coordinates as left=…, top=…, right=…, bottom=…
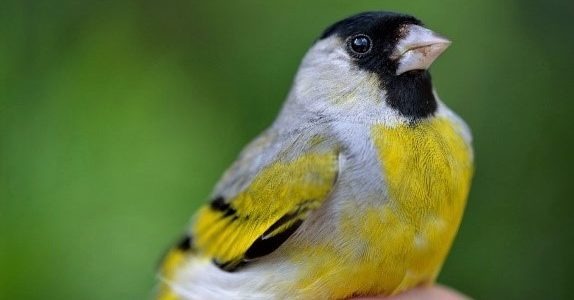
left=384, top=70, right=437, bottom=120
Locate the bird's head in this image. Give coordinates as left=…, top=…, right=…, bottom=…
left=280, top=12, right=451, bottom=127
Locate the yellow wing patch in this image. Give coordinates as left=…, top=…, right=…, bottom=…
left=193, top=151, right=339, bottom=270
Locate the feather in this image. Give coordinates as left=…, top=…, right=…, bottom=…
left=192, top=149, right=339, bottom=271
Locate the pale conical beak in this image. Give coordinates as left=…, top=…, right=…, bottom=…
left=392, top=24, right=451, bottom=75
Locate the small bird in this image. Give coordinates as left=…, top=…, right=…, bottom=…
left=157, top=11, right=473, bottom=300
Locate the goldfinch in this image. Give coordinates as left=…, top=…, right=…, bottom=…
left=157, top=11, right=473, bottom=300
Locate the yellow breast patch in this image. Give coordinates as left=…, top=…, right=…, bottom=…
left=369, top=117, right=473, bottom=292
left=374, top=117, right=473, bottom=222
left=291, top=118, right=473, bottom=299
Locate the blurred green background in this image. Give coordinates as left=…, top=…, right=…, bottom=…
left=1, top=0, right=573, bottom=299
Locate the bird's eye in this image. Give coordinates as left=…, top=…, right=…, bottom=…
left=347, top=34, right=372, bottom=56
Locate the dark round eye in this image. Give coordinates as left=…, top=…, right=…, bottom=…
left=348, top=34, right=372, bottom=55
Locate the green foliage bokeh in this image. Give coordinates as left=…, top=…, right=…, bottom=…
left=1, top=0, right=573, bottom=299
